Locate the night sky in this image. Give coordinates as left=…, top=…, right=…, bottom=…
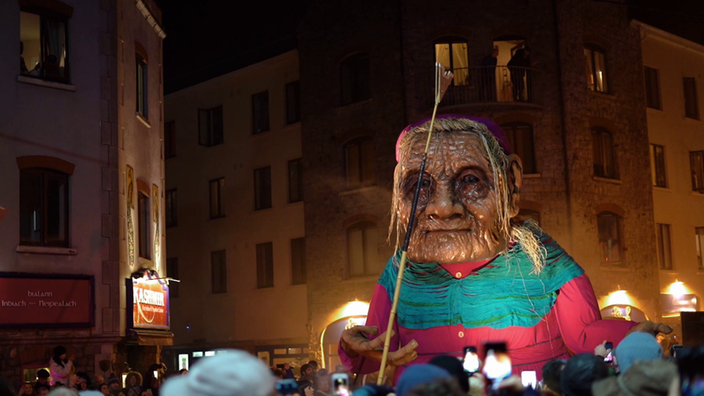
left=158, top=0, right=704, bottom=94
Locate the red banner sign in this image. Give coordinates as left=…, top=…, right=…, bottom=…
left=0, top=273, right=94, bottom=328
left=131, top=275, right=170, bottom=330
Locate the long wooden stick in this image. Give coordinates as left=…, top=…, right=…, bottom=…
left=376, top=63, right=452, bottom=385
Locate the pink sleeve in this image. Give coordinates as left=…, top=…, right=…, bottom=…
left=338, top=283, right=398, bottom=375
left=555, top=274, right=637, bottom=354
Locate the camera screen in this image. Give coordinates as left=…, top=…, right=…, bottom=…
left=463, top=349, right=480, bottom=373
left=482, top=344, right=512, bottom=381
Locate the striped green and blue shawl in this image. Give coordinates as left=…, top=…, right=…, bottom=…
left=379, top=231, right=584, bottom=330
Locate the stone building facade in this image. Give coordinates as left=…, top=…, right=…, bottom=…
left=298, top=0, right=661, bottom=367
left=0, top=0, right=166, bottom=388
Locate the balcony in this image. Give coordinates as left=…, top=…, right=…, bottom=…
left=441, top=66, right=538, bottom=108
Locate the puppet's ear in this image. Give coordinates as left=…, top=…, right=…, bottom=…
left=506, top=154, right=523, bottom=218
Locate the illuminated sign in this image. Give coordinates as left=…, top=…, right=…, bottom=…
left=128, top=273, right=170, bottom=330
left=0, top=273, right=94, bottom=328
left=600, top=304, right=647, bottom=322
left=661, top=293, right=698, bottom=317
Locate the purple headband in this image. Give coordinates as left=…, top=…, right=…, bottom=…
left=395, top=114, right=512, bottom=162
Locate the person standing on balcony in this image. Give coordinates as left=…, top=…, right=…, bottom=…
left=479, top=47, right=499, bottom=102
left=508, top=47, right=531, bottom=102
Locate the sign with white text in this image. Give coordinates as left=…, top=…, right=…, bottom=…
left=0, top=273, right=94, bottom=328
left=129, top=274, right=170, bottom=330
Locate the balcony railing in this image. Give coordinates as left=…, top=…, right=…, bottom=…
left=442, top=66, right=537, bottom=107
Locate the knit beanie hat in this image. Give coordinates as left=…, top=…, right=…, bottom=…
left=560, top=353, right=610, bottom=396
left=159, top=349, right=275, bottom=396
left=613, top=332, right=662, bottom=374
left=591, top=359, right=677, bottom=396
left=395, top=364, right=451, bottom=396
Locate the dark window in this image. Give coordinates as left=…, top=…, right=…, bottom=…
left=198, top=106, right=224, bottom=147
left=435, top=38, right=469, bottom=86
left=656, top=224, right=673, bottom=270
left=650, top=144, right=667, bottom=188
left=252, top=91, right=270, bottom=134
left=209, top=178, right=225, bottom=218
left=288, top=159, right=303, bottom=203
left=584, top=47, right=608, bottom=93
left=597, top=212, right=622, bottom=264
left=165, top=189, right=177, bottom=227
left=285, top=81, right=301, bottom=124
left=344, top=138, right=375, bottom=188
left=684, top=77, right=699, bottom=120
left=696, top=227, right=704, bottom=271
left=165, top=121, right=176, bottom=159
left=19, top=10, right=69, bottom=82
left=644, top=66, right=661, bottom=110
left=518, top=208, right=540, bottom=226
left=340, top=53, right=371, bottom=105
left=256, top=242, right=274, bottom=288
left=211, top=250, right=227, bottom=294
left=20, top=168, right=69, bottom=247
left=347, top=222, right=379, bottom=277
left=136, top=54, right=148, bottom=118
left=500, top=122, right=536, bottom=174
left=592, top=127, right=618, bottom=179
left=691, top=151, right=704, bottom=193
left=138, top=192, right=150, bottom=259
left=254, top=167, right=272, bottom=210
left=291, top=238, right=306, bottom=285
left=167, top=257, right=179, bottom=298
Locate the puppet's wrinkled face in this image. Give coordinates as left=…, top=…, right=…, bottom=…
left=398, top=132, right=505, bottom=264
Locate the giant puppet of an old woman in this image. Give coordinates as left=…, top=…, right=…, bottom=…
left=339, top=115, right=668, bottom=382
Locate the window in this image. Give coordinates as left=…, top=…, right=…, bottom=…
left=211, top=250, right=227, bottom=294
left=256, top=242, right=274, bottom=288
left=340, top=53, right=371, bottom=105
left=252, top=91, right=270, bottom=134
left=696, top=227, right=704, bottom=271
left=518, top=209, right=540, bottom=226
left=347, top=222, right=379, bottom=277
left=592, top=127, right=618, bottom=179
left=167, top=258, right=179, bottom=298
left=684, top=77, right=699, bottom=120
left=584, top=47, right=608, bottom=93
left=692, top=151, right=704, bottom=193
left=500, top=123, right=536, bottom=174
left=198, top=106, right=224, bottom=147
left=435, top=38, right=469, bottom=86
left=20, top=10, right=69, bottom=82
left=288, top=159, right=303, bottom=203
left=254, top=167, right=272, bottom=210
left=165, top=121, right=176, bottom=159
left=344, top=138, right=375, bottom=188
left=650, top=144, right=667, bottom=188
left=20, top=168, right=69, bottom=247
left=597, top=212, right=622, bottom=263
left=138, top=192, right=150, bottom=259
left=656, top=224, right=673, bottom=270
left=644, top=66, right=661, bottom=110
left=291, top=238, right=306, bottom=285
left=286, top=81, right=301, bottom=124
left=165, top=189, right=177, bottom=228
left=136, top=54, right=148, bottom=118
left=209, top=178, right=225, bottom=218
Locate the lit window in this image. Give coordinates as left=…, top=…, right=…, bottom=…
left=256, top=242, right=274, bottom=288
left=198, top=106, right=224, bottom=147
left=167, top=258, right=179, bottom=298
left=165, top=189, right=177, bottom=227
left=340, top=53, right=371, bottom=105
left=585, top=47, right=608, bottom=93
left=209, top=178, right=225, bottom=219
left=285, top=81, right=301, bottom=124
left=656, top=224, right=673, bottom=270
left=691, top=151, right=704, bottom=193
left=138, top=192, right=150, bottom=259
left=435, top=38, right=469, bottom=86
left=20, top=10, right=70, bottom=82
left=696, top=227, right=704, bottom=271
left=252, top=91, right=270, bottom=134
left=347, top=222, right=379, bottom=277
left=288, top=159, right=303, bottom=203
left=211, top=250, right=227, bottom=294
left=644, top=66, right=661, bottom=110
left=291, top=238, right=306, bottom=285
left=192, top=352, right=203, bottom=357
left=684, top=77, right=699, bottom=120
left=254, top=167, right=272, bottom=210
left=136, top=54, right=148, bottom=118
left=650, top=144, right=667, bottom=188
left=500, top=122, right=537, bottom=174
left=165, top=121, right=176, bottom=159
left=592, top=127, right=618, bottom=179
left=344, top=138, right=375, bottom=188
left=597, top=212, right=622, bottom=263
left=20, top=168, right=69, bottom=247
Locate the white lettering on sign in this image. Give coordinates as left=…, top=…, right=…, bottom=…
left=2, top=300, right=27, bottom=307
left=134, top=287, right=165, bottom=307
left=28, top=291, right=53, bottom=297
left=38, top=300, right=77, bottom=307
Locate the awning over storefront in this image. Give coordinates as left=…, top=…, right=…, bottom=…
left=126, top=329, right=174, bottom=346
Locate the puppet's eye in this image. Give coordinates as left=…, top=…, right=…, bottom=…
left=461, top=174, right=479, bottom=184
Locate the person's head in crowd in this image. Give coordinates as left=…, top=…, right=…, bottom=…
left=674, top=346, right=704, bottom=396
left=351, top=384, right=394, bottom=396
left=542, top=358, right=567, bottom=395
left=317, top=369, right=329, bottom=377
left=406, top=377, right=465, bottom=396
left=395, top=364, right=452, bottom=396
left=37, top=386, right=50, bottom=396
left=124, top=372, right=142, bottom=388
left=37, top=369, right=51, bottom=386
left=313, top=372, right=330, bottom=395
left=159, top=349, right=274, bottom=396
left=614, top=332, right=662, bottom=374
left=75, top=372, right=91, bottom=390
left=53, top=346, right=68, bottom=362
left=300, top=364, right=313, bottom=378
left=308, top=361, right=319, bottom=372
left=592, top=359, right=677, bottom=396
left=429, top=354, right=470, bottom=394
left=46, top=387, right=78, bottom=396
left=98, top=383, right=110, bottom=396
left=178, top=369, right=188, bottom=376
left=106, top=376, right=121, bottom=392
left=334, top=365, right=347, bottom=373
left=273, top=369, right=284, bottom=379
left=561, top=353, right=610, bottom=396
left=20, top=382, right=36, bottom=395
left=139, top=389, right=151, bottom=396
left=284, top=362, right=291, bottom=370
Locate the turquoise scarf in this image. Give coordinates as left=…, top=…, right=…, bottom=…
left=379, top=231, right=584, bottom=330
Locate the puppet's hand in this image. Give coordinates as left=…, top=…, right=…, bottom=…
left=628, top=320, right=673, bottom=336
left=341, top=326, right=418, bottom=366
